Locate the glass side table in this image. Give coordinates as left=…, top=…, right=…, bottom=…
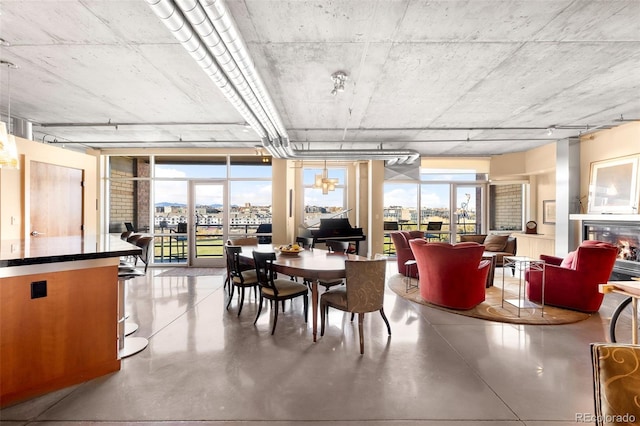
left=501, top=256, right=545, bottom=317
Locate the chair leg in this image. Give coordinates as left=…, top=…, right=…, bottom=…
left=303, top=294, right=308, bottom=323
left=271, top=299, right=279, bottom=335
left=226, top=284, right=235, bottom=310
left=320, top=302, right=327, bottom=336
left=380, top=307, right=391, bottom=335
left=237, top=287, right=246, bottom=316
left=254, top=296, right=264, bottom=325
left=358, top=312, right=365, bottom=355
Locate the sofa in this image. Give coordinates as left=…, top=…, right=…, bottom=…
left=409, top=240, right=491, bottom=309
left=459, top=234, right=517, bottom=271
left=525, top=240, right=618, bottom=312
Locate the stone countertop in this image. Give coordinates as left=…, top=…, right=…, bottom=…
left=0, top=234, right=140, bottom=267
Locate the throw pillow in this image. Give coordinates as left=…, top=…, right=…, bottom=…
left=560, top=251, right=576, bottom=269
left=483, top=234, right=509, bottom=252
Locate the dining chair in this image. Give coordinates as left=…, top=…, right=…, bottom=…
left=295, top=236, right=314, bottom=249
left=134, top=236, right=154, bottom=273
left=320, top=257, right=390, bottom=354
left=325, top=240, right=349, bottom=253
left=225, top=245, right=258, bottom=316
left=252, top=251, right=308, bottom=334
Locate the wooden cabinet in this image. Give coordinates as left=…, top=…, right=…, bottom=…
left=514, top=233, right=555, bottom=259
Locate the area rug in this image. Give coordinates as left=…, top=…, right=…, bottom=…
left=388, top=273, right=590, bottom=325
left=155, top=268, right=226, bottom=277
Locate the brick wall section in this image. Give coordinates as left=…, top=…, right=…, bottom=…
left=490, top=184, right=522, bottom=231
left=109, top=157, right=135, bottom=233
left=136, top=160, right=150, bottom=232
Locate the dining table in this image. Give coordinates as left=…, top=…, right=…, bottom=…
left=239, top=244, right=368, bottom=342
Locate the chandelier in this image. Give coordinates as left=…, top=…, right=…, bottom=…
left=313, top=160, right=339, bottom=194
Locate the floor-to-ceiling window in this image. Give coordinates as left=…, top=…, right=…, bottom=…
left=302, top=164, right=346, bottom=227
left=105, top=155, right=272, bottom=267
left=383, top=168, right=489, bottom=243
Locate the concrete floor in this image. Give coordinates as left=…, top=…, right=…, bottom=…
left=0, top=261, right=624, bottom=425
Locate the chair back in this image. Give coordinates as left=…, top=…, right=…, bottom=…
left=326, top=240, right=349, bottom=253
left=591, top=343, right=640, bottom=425
left=426, top=221, right=442, bottom=231
left=227, top=236, right=259, bottom=246
left=120, top=231, right=133, bottom=240
left=225, top=245, right=243, bottom=276
left=135, top=236, right=154, bottom=272
left=295, top=236, right=314, bottom=249
left=344, top=258, right=387, bottom=313
left=177, top=222, right=188, bottom=233
left=252, top=251, right=279, bottom=295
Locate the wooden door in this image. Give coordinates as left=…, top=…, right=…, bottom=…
left=30, top=161, right=83, bottom=237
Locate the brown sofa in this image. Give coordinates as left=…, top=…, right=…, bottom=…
left=459, top=234, right=517, bottom=271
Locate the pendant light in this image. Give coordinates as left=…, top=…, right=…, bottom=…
left=0, top=60, right=19, bottom=169
left=313, top=160, right=339, bottom=194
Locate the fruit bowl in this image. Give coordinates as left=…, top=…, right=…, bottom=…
left=277, top=245, right=304, bottom=256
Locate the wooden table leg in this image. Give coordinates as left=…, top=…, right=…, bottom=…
left=312, top=280, right=318, bottom=342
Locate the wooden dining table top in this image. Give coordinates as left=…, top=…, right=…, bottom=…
left=239, top=244, right=366, bottom=280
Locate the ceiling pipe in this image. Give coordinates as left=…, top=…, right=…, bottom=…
left=147, top=0, right=420, bottom=164
left=176, top=0, right=282, bottom=141
left=200, top=0, right=288, bottom=140
left=145, top=0, right=268, bottom=139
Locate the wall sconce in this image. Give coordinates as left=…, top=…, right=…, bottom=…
left=313, top=160, right=339, bottom=194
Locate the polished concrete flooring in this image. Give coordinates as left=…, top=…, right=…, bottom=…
left=1, top=261, right=625, bottom=425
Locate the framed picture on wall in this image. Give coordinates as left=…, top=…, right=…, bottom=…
left=588, top=155, right=639, bottom=214
left=543, top=200, right=556, bottom=224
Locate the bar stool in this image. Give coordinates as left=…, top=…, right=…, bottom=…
left=117, top=270, right=149, bottom=358
left=404, top=260, right=418, bottom=292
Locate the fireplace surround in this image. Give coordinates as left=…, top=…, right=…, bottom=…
left=570, top=214, right=640, bottom=280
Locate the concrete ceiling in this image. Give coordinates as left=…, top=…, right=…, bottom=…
left=0, top=0, right=638, bottom=158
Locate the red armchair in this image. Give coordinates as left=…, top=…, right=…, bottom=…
left=409, top=240, right=491, bottom=309
left=390, top=231, right=423, bottom=277
left=526, top=241, right=618, bottom=313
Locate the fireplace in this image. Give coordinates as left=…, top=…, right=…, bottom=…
left=580, top=218, right=640, bottom=279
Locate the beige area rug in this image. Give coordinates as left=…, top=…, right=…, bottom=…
left=388, top=273, right=590, bottom=325
left=155, top=268, right=226, bottom=277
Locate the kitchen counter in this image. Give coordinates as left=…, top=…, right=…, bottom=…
left=1, top=234, right=140, bottom=268
left=1, top=234, right=140, bottom=408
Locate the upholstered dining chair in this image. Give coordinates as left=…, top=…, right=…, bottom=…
left=325, top=240, right=349, bottom=253
left=295, top=236, right=314, bottom=249
left=253, top=251, right=309, bottom=334
left=591, top=343, right=640, bottom=425
left=320, top=257, right=390, bottom=354
left=227, top=236, right=259, bottom=246
left=225, top=245, right=258, bottom=316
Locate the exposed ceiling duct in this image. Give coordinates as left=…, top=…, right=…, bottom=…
left=146, top=0, right=419, bottom=164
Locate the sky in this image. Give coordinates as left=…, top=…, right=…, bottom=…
left=152, top=164, right=478, bottom=211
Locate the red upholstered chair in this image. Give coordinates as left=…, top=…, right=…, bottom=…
left=390, top=231, right=421, bottom=278
left=525, top=241, right=619, bottom=313
left=409, top=240, right=491, bottom=309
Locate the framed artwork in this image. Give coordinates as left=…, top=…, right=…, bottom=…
left=543, top=200, right=556, bottom=224
left=588, top=156, right=639, bottom=214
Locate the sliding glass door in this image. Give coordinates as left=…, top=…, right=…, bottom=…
left=189, top=181, right=226, bottom=267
